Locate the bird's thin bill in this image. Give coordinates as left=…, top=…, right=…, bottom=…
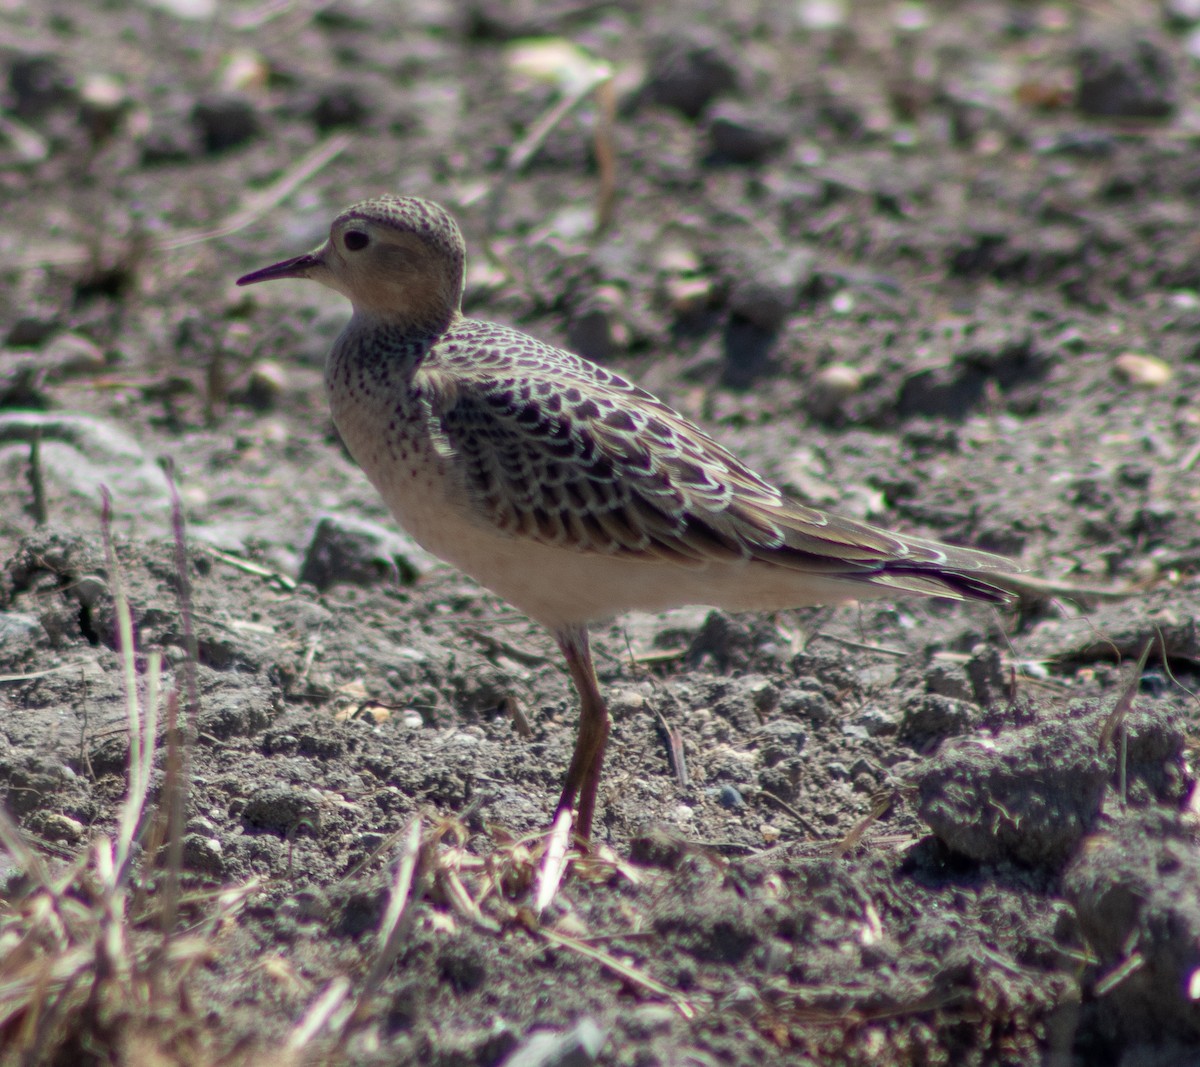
left=235, top=252, right=321, bottom=286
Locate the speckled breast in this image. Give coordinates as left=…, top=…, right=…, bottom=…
left=324, top=319, right=470, bottom=553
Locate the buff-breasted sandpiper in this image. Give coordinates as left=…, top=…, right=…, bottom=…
left=237, top=195, right=1022, bottom=844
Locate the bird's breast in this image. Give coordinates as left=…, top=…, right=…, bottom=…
left=324, top=332, right=471, bottom=548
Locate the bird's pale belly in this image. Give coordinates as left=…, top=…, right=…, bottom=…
left=336, top=418, right=875, bottom=630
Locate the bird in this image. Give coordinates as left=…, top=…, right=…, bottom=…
left=237, top=195, right=1023, bottom=845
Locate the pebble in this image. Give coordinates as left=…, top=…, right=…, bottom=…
left=797, top=0, right=846, bottom=30
left=6, top=316, right=58, bottom=346
left=219, top=49, right=269, bottom=93
left=7, top=53, right=75, bottom=118
left=728, top=249, right=812, bottom=332
left=140, top=108, right=197, bottom=164
left=806, top=363, right=862, bottom=421
left=1076, top=39, right=1175, bottom=119
left=244, top=360, right=288, bottom=411
left=144, top=0, right=215, bottom=17
left=780, top=686, right=834, bottom=724
left=851, top=706, right=898, bottom=737
left=183, top=833, right=225, bottom=875
left=643, top=29, right=739, bottom=118
left=299, top=513, right=438, bottom=589
left=706, top=102, right=786, bottom=164
left=663, top=275, right=715, bottom=317
left=652, top=239, right=700, bottom=275
left=44, top=332, right=106, bottom=376
left=624, top=1003, right=675, bottom=1037
left=191, top=93, right=260, bottom=153
left=39, top=813, right=84, bottom=843
left=309, top=84, right=371, bottom=131
left=567, top=285, right=628, bottom=362
left=78, top=74, right=129, bottom=143
left=1113, top=352, right=1172, bottom=389
left=716, top=784, right=746, bottom=811
left=500, top=1018, right=606, bottom=1067
left=242, top=785, right=322, bottom=835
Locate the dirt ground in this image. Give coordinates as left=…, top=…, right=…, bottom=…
left=2, top=1, right=1199, bottom=1064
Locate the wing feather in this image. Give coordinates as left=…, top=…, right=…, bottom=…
left=417, top=322, right=1020, bottom=602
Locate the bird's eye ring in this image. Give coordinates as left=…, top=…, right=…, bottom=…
left=343, top=231, right=369, bottom=252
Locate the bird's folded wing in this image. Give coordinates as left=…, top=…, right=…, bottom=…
left=416, top=356, right=1019, bottom=598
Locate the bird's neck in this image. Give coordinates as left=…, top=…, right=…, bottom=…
left=331, top=314, right=439, bottom=379
left=351, top=299, right=460, bottom=340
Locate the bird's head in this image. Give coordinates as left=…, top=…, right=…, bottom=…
left=237, top=195, right=467, bottom=331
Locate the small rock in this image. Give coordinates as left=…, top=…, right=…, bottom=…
left=218, top=48, right=269, bottom=93
left=141, top=110, right=197, bottom=164
left=643, top=30, right=739, bottom=118
left=38, top=812, right=85, bottom=843
left=5, top=316, right=57, bottom=347
left=566, top=286, right=627, bottom=362
left=715, top=784, right=746, bottom=811
left=652, top=239, right=700, bottom=275
left=779, top=684, right=834, bottom=724
left=243, top=360, right=288, bottom=411
left=728, top=279, right=790, bottom=334
left=1113, top=352, right=1172, bottom=388
left=900, top=693, right=980, bottom=741
left=965, top=644, right=1008, bottom=706
left=607, top=688, right=649, bottom=721
left=726, top=984, right=761, bottom=1017
left=309, top=84, right=371, bottom=131
left=893, top=1, right=930, bottom=32
left=299, top=514, right=437, bottom=590
left=499, top=1018, right=606, bottom=1067
left=7, top=53, right=75, bottom=118
left=1037, top=129, right=1116, bottom=158
left=183, top=833, right=225, bottom=875
left=797, top=0, right=846, bottom=30
left=706, top=102, right=786, bottom=164
left=924, top=660, right=974, bottom=702
left=851, top=706, right=898, bottom=737
left=806, top=363, right=862, bottom=421
left=1076, top=39, right=1175, bottom=119
left=628, top=826, right=689, bottom=869
left=624, top=1003, right=676, bottom=1038
left=727, top=249, right=812, bottom=332
left=243, top=785, right=321, bottom=835
left=45, top=332, right=106, bottom=376
left=191, top=93, right=260, bottom=153
left=663, top=275, right=715, bottom=318
left=898, top=362, right=987, bottom=420
left=143, top=0, right=216, bottom=17
left=78, top=73, right=130, bottom=143
left=758, top=719, right=807, bottom=764
left=721, top=319, right=774, bottom=390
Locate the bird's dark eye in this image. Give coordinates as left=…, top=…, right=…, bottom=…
left=343, top=231, right=369, bottom=251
